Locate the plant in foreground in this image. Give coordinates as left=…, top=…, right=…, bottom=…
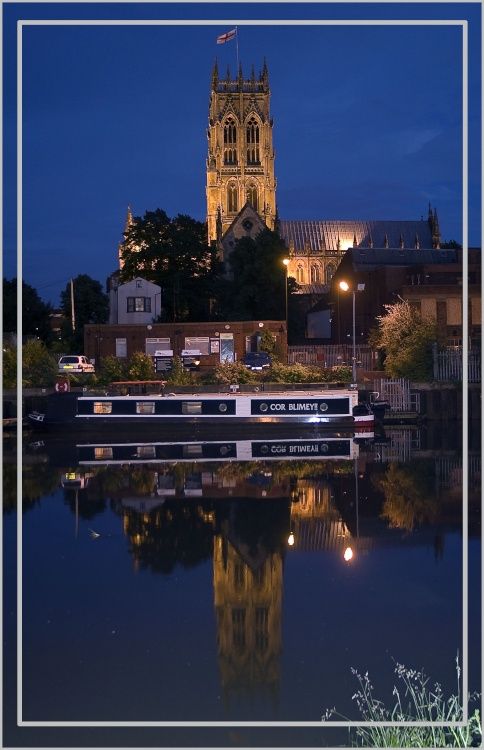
left=323, top=656, right=481, bottom=747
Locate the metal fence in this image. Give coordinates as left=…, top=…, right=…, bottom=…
left=288, top=345, right=373, bottom=370
left=432, top=346, right=481, bottom=383
left=372, top=377, right=421, bottom=413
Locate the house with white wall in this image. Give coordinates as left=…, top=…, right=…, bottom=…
left=109, top=277, right=162, bottom=325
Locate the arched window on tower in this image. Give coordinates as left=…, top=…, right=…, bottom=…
left=296, top=265, right=305, bottom=283
left=224, top=117, right=237, bottom=164
left=246, top=183, right=258, bottom=211
left=310, top=264, right=321, bottom=283
left=246, top=116, right=260, bottom=164
left=227, top=183, right=238, bottom=213
left=325, top=263, right=336, bottom=284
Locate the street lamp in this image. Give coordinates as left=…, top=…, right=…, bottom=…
left=339, top=280, right=365, bottom=384
left=282, top=258, right=290, bottom=332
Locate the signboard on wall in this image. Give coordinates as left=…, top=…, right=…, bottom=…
left=210, top=338, right=220, bottom=354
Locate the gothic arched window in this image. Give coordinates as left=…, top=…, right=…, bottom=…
left=224, top=117, right=237, bottom=164
left=325, top=263, right=336, bottom=284
left=246, top=116, right=260, bottom=164
left=246, top=183, right=258, bottom=211
left=227, top=183, right=238, bottom=213
left=310, top=264, right=321, bottom=283
left=296, top=265, right=304, bottom=283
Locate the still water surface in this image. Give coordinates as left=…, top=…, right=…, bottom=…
left=4, top=423, right=480, bottom=727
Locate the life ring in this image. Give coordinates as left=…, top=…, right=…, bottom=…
left=55, top=380, right=69, bottom=393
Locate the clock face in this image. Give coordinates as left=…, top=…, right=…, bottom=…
left=242, top=218, right=253, bottom=231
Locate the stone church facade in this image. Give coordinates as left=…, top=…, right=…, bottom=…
left=207, top=60, right=442, bottom=294
left=118, top=59, right=443, bottom=295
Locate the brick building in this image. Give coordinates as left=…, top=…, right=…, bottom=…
left=84, top=320, right=287, bottom=370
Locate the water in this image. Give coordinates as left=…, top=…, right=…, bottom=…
left=3, top=423, right=481, bottom=745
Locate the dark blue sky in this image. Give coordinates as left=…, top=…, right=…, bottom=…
left=3, top=3, right=481, bottom=305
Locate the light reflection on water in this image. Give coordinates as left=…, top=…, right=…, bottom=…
left=4, top=425, right=480, bottom=724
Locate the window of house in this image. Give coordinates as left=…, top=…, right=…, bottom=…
left=184, top=337, right=209, bottom=355
left=296, top=265, right=304, bottom=283
left=115, top=338, right=127, bottom=358
left=145, top=337, right=171, bottom=355
left=227, top=183, right=238, bottom=213
left=246, top=116, right=260, bottom=163
left=127, top=297, right=151, bottom=313
left=93, top=401, right=112, bottom=414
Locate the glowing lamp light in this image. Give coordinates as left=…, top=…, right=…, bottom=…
left=282, top=258, right=290, bottom=267
left=343, top=546, right=354, bottom=562
left=339, top=280, right=350, bottom=292
left=287, top=532, right=295, bottom=546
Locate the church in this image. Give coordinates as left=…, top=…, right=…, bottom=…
left=204, top=59, right=442, bottom=294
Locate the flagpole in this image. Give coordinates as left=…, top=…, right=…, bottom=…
left=235, top=26, right=239, bottom=71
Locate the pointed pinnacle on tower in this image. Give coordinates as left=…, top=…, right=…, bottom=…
left=212, top=59, right=219, bottom=89
left=124, top=205, right=134, bottom=233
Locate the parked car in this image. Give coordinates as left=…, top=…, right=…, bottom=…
left=58, top=355, right=95, bottom=374
left=242, top=351, right=272, bottom=371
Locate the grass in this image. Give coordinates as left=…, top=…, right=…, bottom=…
left=323, top=655, right=481, bottom=747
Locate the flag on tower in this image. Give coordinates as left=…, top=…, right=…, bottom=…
left=216, top=29, right=236, bottom=44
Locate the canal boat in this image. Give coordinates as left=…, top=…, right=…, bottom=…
left=27, top=389, right=375, bottom=432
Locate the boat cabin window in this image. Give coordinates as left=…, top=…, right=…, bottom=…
left=94, top=447, right=113, bottom=460
left=136, top=401, right=155, bottom=415
left=93, top=401, right=112, bottom=414
left=136, top=446, right=156, bottom=458
left=183, top=444, right=203, bottom=457
left=182, top=402, right=202, bottom=415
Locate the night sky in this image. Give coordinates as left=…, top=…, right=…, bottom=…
left=3, top=2, right=481, bottom=306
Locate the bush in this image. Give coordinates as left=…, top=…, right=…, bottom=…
left=22, top=339, right=58, bottom=387
left=3, top=344, right=17, bottom=389
left=165, top=356, right=196, bottom=386
left=98, top=355, right=127, bottom=385
left=263, top=362, right=352, bottom=384
left=127, top=352, right=155, bottom=381
left=323, top=656, right=481, bottom=747
left=213, top=361, right=258, bottom=385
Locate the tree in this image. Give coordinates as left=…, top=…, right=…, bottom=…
left=223, top=228, right=289, bottom=320
left=60, top=275, right=109, bottom=352
left=119, top=209, right=222, bottom=322
left=3, top=278, right=53, bottom=342
left=22, top=339, right=58, bottom=387
left=373, top=300, right=438, bottom=381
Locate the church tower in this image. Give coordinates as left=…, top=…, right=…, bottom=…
left=206, top=60, right=277, bottom=244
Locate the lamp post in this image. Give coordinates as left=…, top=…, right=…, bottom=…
left=339, top=280, right=365, bottom=384
left=282, top=258, right=290, bottom=333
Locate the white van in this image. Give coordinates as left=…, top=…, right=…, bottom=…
left=58, top=355, right=95, bottom=374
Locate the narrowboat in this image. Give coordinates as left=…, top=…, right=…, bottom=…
left=27, top=389, right=374, bottom=431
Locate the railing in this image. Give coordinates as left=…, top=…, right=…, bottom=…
left=373, top=378, right=421, bottom=413
left=288, top=345, right=373, bottom=370
left=432, top=345, right=481, bottom=383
